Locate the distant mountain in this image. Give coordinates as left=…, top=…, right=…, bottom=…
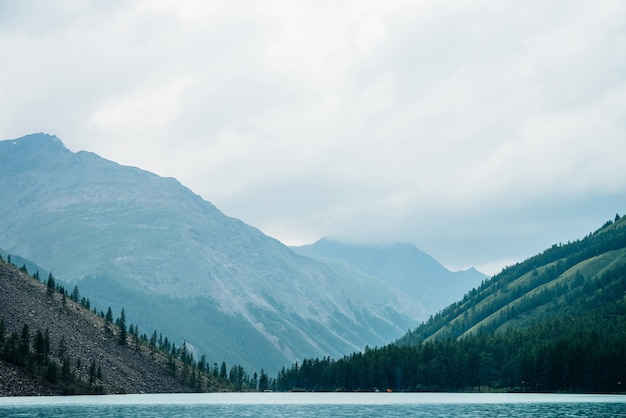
left=294, top=239, right=487, bottom=314
left=0, top=133, right=420, bottom=373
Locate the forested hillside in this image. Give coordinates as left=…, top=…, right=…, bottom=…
left=0, top=257, right=236, bottom=395
left=274, top=215, right=626, bottom=393
left=399, top=213, right=626, bottom=345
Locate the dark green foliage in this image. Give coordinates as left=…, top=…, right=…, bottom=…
left=133, top=324, right=140, bottom=351
left=33, top=329, right=46, bottom=363
left=3, top=332, right=21, bottom=364
left=149, top=330, right=157, bottom=358
left=197, top=354, right=207, bottom=374
left=19, top=324, right=30, bottom=359
left=399, top=216, right=626, bottom=346
left=46, top=361, right=58, bottom=383
left=58, top=336, right=67, bottom=359
left=105, top=307, right=113, bottom=325
left=71, top=285, right=80, bottom=302
left=229, top=364, right=246, bottom=391
left=61, top=356, right=72, bottom=381
left=46, top=273, right=55, bottom=296
left=220, top=361, right=227, bottom=380
left=118, top=309, right=127, bottom=346
left=168, top=355, right=176, bottom=376
left=259, top=369, right=269, bottom=392
left=89, top=359, right=97, bottom=386
left=274, top=298, right=626, bottom=393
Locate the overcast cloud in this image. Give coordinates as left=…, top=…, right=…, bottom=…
left=1, top=0, right=625, bottom=275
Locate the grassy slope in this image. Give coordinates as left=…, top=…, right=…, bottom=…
left=398, top=215, right=626, bottom=346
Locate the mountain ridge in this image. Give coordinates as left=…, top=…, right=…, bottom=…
left=397, top=213, right=626, bottom=345
left=0, top=133, right=421, bottom=373
left=293, top=238, right=487, bottom=314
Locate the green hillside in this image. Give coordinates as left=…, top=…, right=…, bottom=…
left=398, top=214, right=626, bottom=345
left=273, top=214, right=626, bottom=393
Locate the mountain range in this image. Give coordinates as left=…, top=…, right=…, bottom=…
left=294, top=239, right=486, bottom=314
left=0, top=133, right=483, bottom=373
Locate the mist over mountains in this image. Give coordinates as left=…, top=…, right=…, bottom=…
left=294, top=239, right=486, bottom=314
left=0, top=133, right=485, bottom=373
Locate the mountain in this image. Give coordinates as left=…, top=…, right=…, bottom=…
left=0, top=257, right=209, bottom=395
left=272, top=215, right=626, bottom=393
left=397, top=213, right=626, bottom=345
left=294, top=239, right=487, bottom=314
left=0, top=133, right=420, bottom=373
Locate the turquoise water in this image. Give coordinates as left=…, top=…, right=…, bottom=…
left=1, top=392, right=625, bottom=417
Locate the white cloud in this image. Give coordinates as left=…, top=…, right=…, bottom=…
left=1, top=0, right=625, bottom=274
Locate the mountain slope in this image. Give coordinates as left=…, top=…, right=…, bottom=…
left=272, top=215, right=626, bottom=393
left=0, top=257, right=206, bottom=395
left=0, top=133, right=419, bottom=373
left=397, top=214, right=626, bottom=346
left=294, top=239, right=487, bottom=314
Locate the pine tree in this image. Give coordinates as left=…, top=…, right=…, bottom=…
left=149, top=330, right=157, bottom=358
left=89, top=359, right=97, bottom=386
left=71, top=285, right=80, bottom=302
left=19, top=324, right=30, bottom=359
left=220, top=361, right=228, bottom=381
left=44, top=328, right=50, bottom=358
left=33, top=329, right=46, bottom=363
left=105, top=307, right=113, bottom=325
left=259, top=369, right=269, bottom=391
left=61, top=356, right=72, bottom=381
left=0, top=319, right=5, bottom=346
left=118, top=309, right=127, bottom=346
left=46, top=273, right=55, bottom=296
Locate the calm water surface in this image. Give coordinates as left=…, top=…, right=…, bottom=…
left=1, top=392, right=625, bottom=417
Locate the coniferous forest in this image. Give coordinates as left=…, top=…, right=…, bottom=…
left=274, top=298, right=626, bottom=392
left=274, top=216, right=626, bottom=393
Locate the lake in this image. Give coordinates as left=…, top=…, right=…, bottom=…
left=0, top=392, right=625, bottom=417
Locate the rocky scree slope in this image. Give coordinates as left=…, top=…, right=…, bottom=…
left=0, top=258, right=211, bottom=395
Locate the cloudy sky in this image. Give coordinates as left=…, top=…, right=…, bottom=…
left=1, top=0, right=625, bottom=275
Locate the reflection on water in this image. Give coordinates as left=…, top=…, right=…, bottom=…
left=1, top=393, right=625, bottom=418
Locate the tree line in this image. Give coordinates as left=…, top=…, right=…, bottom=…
left=273, top=296, right=626, bottom=393
left=0, top=318, right=105, bottom=394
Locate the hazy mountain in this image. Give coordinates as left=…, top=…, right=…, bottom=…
left=0, top=133, right=420, bottom=373
left=294, top=239, right=487, bottom=314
